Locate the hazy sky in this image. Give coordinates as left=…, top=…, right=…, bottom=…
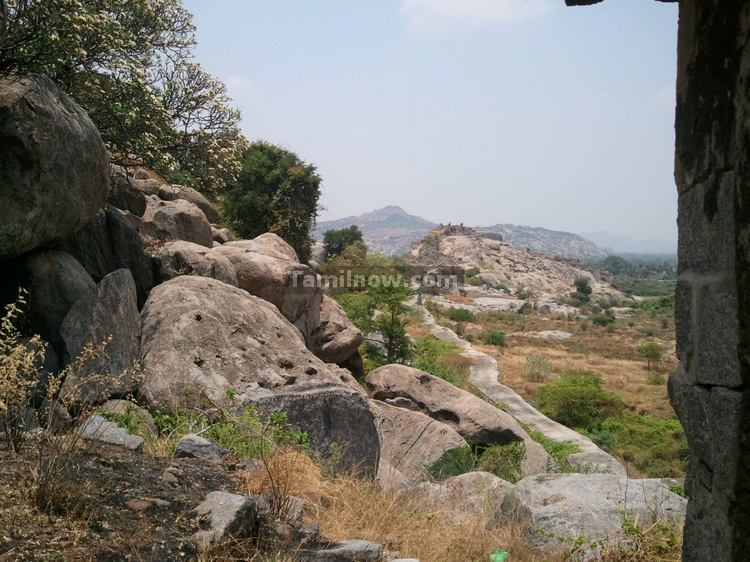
left=185, top=0, right=679, bottom=243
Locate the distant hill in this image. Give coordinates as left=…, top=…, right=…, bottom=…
left=479, top=224, right=607, bottom=261
left=581, top=231, right=677, bottom=255
left=314, top=206, right=609, bottom=261
left=313, top=206, right=437, bottom=256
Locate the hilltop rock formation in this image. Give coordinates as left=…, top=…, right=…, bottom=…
left=139, top=276, right=378, bottom=474
left=0, top=75, right=109, bottom=259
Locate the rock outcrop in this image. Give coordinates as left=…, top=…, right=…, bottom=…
left=139, top=196, right=213, bottom=248
left=367, top=364, right=549, bottom=476
left=59, top=269, right=141, bottom=403
left=213, top=235, right=323, bottom=341
left=139, top=276, right=379, bottom=474
left=157, top=184, right=220, bottom=223
left=156, top=240, right=238, bottom=286
left=370, top=399, right=468, bottom=481
left=0, top=75, right=109, bottom=259
left=310, top=296, right=363, bottom=365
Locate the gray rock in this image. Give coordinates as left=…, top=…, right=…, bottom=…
left=211, top=226, right=233, bottom=244
left=139, top=276, right=379, bottom=475
left=108, top=166, right=147, bottom=216
left=58, top=205, right=157, bottom=305
left=212, top=234, right=323, bottom=341
left=21, top=250, right=95, bottom=348
left=156, top=240, right=238, bottom=286
left=78, top=414, right=144, bottom=451
left=367, top=364, right=550, bottom=477
left=501, top=473, right=687, bottom=550
left=139, top=196, right=213, bottom=248
left=311, top=296, right=364, bottom=365
left=59, top=269, right=141, bottom=404
left=193, top=491, right=258, bottom=550
left=174, top=434, right=229, bottom=460
left=301, top=539, right=383, bottom=562
left=158, top=184, right=220, bottom=223
left=370, top=399, right=468, bottom=481
left=0, top=75, right=109, bottom=259
left=99, top=400, right=157, bottom=437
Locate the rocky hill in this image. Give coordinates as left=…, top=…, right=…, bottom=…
left=313, top=205, right=436, bottom=256
left=314, top=206, right=608, bottom=261
left=409, top=225, right=622, bottom=300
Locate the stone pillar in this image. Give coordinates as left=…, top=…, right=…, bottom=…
left=667, top=1, right=750, bottom=560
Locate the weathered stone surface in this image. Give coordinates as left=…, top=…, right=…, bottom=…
left=99, top=400, right=157, bottom=438
left=415, top=471, right=513, bottom=524
left=157, top=184, right=220, bottom=223
left=310, top=296, right=363, bottom=365
left=156, top=240, right=238, bottom=286
left=174, top=434, right=229, bottom=461
left=370, top=399, right=467, bottom=481
left=59, top=269, right=141, bottom=403
left=213, top=235, right=323, bottom=340
left=58, top=205, right=156, bottom=305
left=193, top=491, right=257, bottom=550
left=20, top=250, right=95, bottom=348
left=211, top=226, right=234, bottom=244
left=139, top=196, right=213, bottom=248
left=0, top=75, right=109, bottom=259
left=502, top=473, right=686, bottom=550
left=139, top=276, right=379, bottom=474
left=367, top=364, right=549, bottom=476
left=78, top=415, right=144, bottom=451
left=301, top=539, right=383, bottom=562
left=108, top=166, right=147, bottom=216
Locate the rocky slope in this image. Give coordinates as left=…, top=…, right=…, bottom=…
left=314, top=206, right=609, bottom=261
left=409, top=225, right=622, bottom=301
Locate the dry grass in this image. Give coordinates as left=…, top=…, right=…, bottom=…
left=240, top=451, right=564, bottom=562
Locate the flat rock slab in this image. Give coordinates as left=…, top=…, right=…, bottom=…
left=533, top=330, right=573, bottom=340
left=193, top=491, right=257, bottom=550
left=175, top=434, right=229, bottom=461
left=301, top=539, right=383, bottom=562
left=502, top=473, right=687, bottom=550
left=78, top=415, right=144, bottom=451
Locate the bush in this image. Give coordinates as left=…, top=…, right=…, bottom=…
left=591, top=312, right=615, bottom=327
left=411, top=337, right=471, bottom=388
left=523, top=354, right=552, bottom=382
left=527, top=430, right=580, bottom=473
left=429, top=447, right=475, bottom=480
left=646, top=371, right=665, bottom=385
left=480, top=327, right=506, bottom=348
left=476, top=442, right=526, bottom=483
left=446, top=308, right=476, bottom=322
left=536, top=371, right=624, bottom=430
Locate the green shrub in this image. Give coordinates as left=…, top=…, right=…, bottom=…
left=591, top=312, right=615, bottom=327
left=429, top=447, right=475, bottom=480
left=536, top=371, right=624, bottom=430
left=480, top=327, right=506, bottom=348
left=523, top=354, right=552, bottom=382
left=411, top=336, right=470, bottom=388
left=476, top=442, right=526, bottom=483
left=527, top=431, right=580, bottom=473
left=646, top=371, right=665, bottom=385
left=446, top=308, right=476, bottom=322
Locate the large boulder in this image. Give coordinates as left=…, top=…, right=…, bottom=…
left=59, top=269, right=141, bottom=404
left=19, top=250, right=95, bottom=348
left=366, top=364, right=550, bottom=476
left=157, top=184, right=220, bottom=223
left=138, top=276, right=379, bottom=474
left=107, top=166, right=147, bottom=216
left=212, top=235, right=323, bottom=341
left=370, top=399, right=468, bottom=481
left=415, top=471, right=514, bottom=524
left=0, top=75, right=109, bottom=259
left=501, top=473, right=687, bottom=551
left=57, top=205, right=156, bottom=305
left=310, top=296, right=363, bottom=365
left=156, top=240, right=238, bottom=286
left=138, top=196, right=213, bottom=248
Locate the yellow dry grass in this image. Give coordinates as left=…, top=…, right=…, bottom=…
left=240, top=451, right=564, bottom=562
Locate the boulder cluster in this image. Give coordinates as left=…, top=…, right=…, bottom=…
left=0, top=75, right=686, bottom=559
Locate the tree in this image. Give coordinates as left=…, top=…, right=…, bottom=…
left=0, top=0, right=245, bottom=191
left=572, top=276, right=592, bottom=304
left=223, top=142, right=321, bottom=262
left=637, top=341, right=664, bottom=371
left=323, top=225, right=364, bottom=259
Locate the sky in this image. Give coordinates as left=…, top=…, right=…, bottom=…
left=184, top=0, right=679, bottom=244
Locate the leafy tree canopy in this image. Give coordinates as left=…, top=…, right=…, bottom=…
left=0, top=0, right=245, bottom=191
left=323, top=225, right=364, bottom=259
left=223, top=141, right=321, bottom=262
